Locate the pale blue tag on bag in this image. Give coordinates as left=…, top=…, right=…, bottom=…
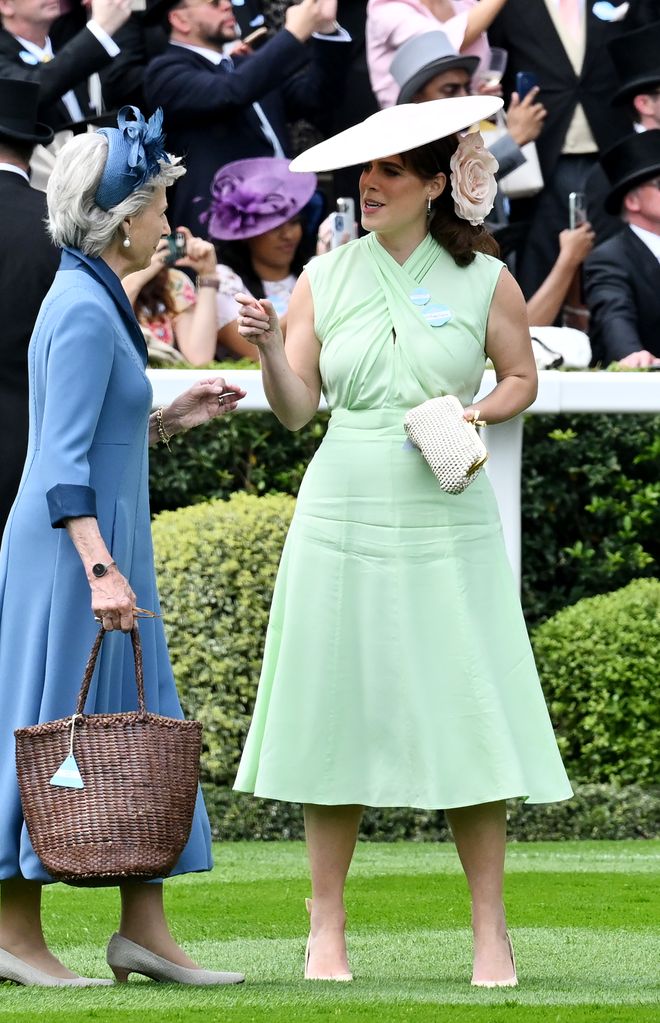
left=50, top=754, right=84, bottom=789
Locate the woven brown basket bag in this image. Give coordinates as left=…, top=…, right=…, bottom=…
left=14, top=624, right=202, bottom=885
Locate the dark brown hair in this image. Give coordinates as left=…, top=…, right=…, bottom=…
left=402, top=134, right=499, bottom=267
left=136, top=268, right=177, bottom=322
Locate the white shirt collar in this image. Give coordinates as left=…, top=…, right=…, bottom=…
left=15, top=34, right=53, bottom=60
left=0, top=163, right=30, bottom=182
left=170, top=40, right=228, bottom=65
left=629, top=223, right=660, bottom=261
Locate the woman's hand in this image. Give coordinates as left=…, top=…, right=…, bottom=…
left=173, top=226, right=218, bottom=277
left=122, top=239, right=170, bottom=305
left=236, top=293, right=283, bottom=351
left=557, top=223, right=595, bottom=269
left=164, top=377, right=247, bottom=435
left=315, top=214, right=355, bottom=255
left=506, top=88, right=547, bottom=147
left=91, top=568, right=136, bottom=633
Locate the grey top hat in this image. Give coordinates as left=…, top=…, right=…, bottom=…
left=391, top=31, right=480, bottom=106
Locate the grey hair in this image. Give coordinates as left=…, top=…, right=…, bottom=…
left=47, top=132, right=186, bottom=257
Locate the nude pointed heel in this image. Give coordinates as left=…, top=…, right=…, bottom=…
left=471, top=931, right=518, bottom=989
left=303, top=898, right=353, bottom=982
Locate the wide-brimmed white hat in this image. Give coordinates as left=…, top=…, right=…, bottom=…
left=289, top=96, right=503, bottom=173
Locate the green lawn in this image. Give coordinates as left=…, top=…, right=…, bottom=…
left=1, top=840, right=658, bottom=1023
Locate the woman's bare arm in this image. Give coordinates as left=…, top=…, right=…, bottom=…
left=236, top=272, right=321, bottom=430
left=462, top=0, right=508, bottom=47
left=464, top=268, right=537, bottom=424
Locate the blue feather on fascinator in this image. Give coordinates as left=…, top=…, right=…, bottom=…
left=95, top=106, right=171, bottom=212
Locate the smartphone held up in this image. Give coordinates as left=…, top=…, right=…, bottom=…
left=328, top=197, right=357, bottom=250
left=515, top=70, right=539, bottom=101
left=163, top=231, right=187, bottom=266
left=568, top=192, right=587, bottom=230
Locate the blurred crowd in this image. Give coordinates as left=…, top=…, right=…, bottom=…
left=2, top=0, right=660, bottom=400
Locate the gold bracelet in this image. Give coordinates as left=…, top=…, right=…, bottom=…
left=197, top=275, right=220, bottom=290
left=155, top=406, right=172, bottom=452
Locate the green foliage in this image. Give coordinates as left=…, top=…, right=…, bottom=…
left=149, top=413, right=327, bottom=513
left=532, top=578, right=660, bottom=787
left=152, top=492, right=295, bottom=788
left=521, top=413, right=660, bottom=624
left=202, top=783, right=659, bottom=843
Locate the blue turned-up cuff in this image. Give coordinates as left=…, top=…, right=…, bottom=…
left=46, top=484, right=97, bottom=528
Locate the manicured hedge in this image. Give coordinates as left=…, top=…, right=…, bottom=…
left=152, top=492, right=295, bottom=787
left=201, top=783, right=658, bottom=842
left=520, top=414, right=659, bottom=624
left=531, top=577, right=660, bottom=787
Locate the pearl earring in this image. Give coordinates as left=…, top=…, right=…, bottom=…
left=123, top=236, right=131, bottom=248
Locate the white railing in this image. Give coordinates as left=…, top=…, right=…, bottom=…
left=149, top=368, right=660, bottom=585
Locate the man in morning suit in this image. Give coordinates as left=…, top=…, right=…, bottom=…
left=144, top=0, right=350, bottom=236
left=584, top=130, right=660, bottom=368
left=585, top=19, right=660, bottom=243
left=0, top=79, right=60, bottom=539
left=488, top=0, right=632, bottom=298
left=0, top=0, right=131, bottom=130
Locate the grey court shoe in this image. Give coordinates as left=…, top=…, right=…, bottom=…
left=0, top=946, right=112, bottom=987
left=106, top=933, right=245, bottom=985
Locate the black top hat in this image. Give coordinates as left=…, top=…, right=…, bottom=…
left=141, top=0, right=181, bottom=26
left=0, top=78, right=53, bottom=144
left=391, top=31, right=480, bottom=105
left=601, top=129, right=660, bottom=213
left=607, top=21, right=660, bottom=104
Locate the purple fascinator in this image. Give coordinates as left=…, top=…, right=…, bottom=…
left=95, top=106, right=171, bottom=212
left=200, top=157, right=317, bottom=241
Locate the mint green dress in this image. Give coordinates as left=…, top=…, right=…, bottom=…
left=234, top=233, right=572, bottom=808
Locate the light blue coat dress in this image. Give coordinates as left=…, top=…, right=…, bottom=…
left=0, top=248, right=213, bottom=882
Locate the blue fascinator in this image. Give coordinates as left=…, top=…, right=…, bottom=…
left=95, top=106, right=170, bottom=211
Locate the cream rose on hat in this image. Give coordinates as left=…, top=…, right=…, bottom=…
left=449, top=131, right=499, bottom=226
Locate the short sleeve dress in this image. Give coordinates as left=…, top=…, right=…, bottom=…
left=234, top=232, right=572, bottom=809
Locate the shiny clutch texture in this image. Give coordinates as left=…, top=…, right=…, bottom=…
left=404, top=394, right=488, bottom=495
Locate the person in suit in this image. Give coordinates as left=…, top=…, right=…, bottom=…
left=0, top=0, right=131, bottom=130
left=584, top=130, right=660, bottom=367
left=144, top=0, right=350, bottom=237
left=0, top=79, right=60, bottom=541
left=586, top=19, right=660, bottom=243
left=488, top=0, right=632, bottom=298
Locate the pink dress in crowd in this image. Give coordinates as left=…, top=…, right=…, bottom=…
left=366, top=0, right=491, bottom=108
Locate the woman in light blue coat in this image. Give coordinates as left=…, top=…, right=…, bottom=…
left=0, top=108, right=246, bottom=987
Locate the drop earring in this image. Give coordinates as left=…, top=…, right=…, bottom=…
left=426, top=195, right=432, bottom=217
left=123, top=235, right=131, bottom=248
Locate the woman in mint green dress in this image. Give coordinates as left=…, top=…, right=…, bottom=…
left=233, top=97, right=572, bottom=987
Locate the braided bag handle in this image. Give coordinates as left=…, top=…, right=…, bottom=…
left=75, top=625, right=146, bottom=717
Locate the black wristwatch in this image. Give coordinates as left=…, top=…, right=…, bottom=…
left=91, top=560, right=116, bottom=579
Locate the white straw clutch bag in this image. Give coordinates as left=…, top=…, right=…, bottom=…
left=404, top=395, right=488, bottom=495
